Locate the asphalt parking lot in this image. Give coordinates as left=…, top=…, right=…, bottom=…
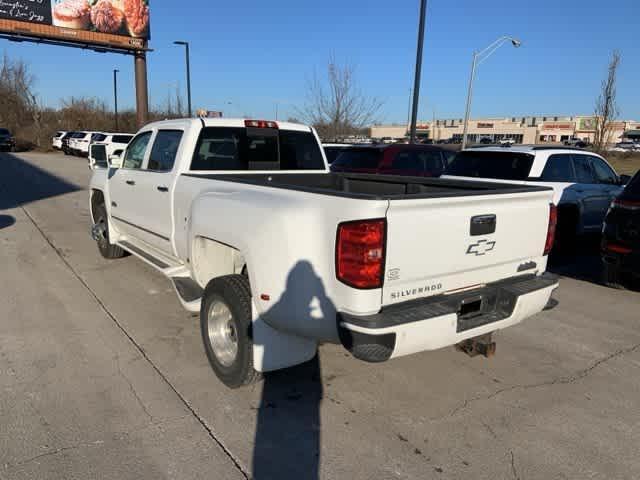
left=1, top=151, right=639, bottom=480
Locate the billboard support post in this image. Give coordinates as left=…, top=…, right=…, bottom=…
left=134, top=51, right=149, bottom=128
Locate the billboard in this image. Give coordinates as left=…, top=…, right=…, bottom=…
left=0, top=0, right=149, bottom=50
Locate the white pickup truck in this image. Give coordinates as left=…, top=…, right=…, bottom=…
left=89, top=118, right=559, bottom=388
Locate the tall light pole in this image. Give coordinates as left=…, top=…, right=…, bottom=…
left=461, top=36, right=521, bottom=149
left=174, top=40, right=192, bottom=117
left=113, top=69, right=119, bottom=131
left=409, top=0, right=428, bottom=144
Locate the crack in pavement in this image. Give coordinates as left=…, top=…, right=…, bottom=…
left=8, top=441, right=105, bottom=469
left=115, top=355, right=154, bottom=423
left=510, top=451, right=520, bottom=480
left=444, top=341, right=640, bottom=419
left=18, top=205, right=251, bottom=480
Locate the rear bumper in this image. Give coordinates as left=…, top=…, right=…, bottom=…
left=338, top=273, right=559, bottom=362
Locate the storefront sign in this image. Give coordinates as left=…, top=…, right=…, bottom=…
left=542, top=122, right=574, bottom=130
left=477, top=123, right=494, bottom=128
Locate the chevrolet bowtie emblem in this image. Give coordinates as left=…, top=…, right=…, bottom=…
left=466, top=239, right=496, bottom=256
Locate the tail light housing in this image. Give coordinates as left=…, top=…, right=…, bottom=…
left=611, top=198, right=640, bottom=211
left=336, top=219, right=386, bottom=289
left=544, top=204, right=557, bottom=256
left=245, top=119, right=278, bottom=129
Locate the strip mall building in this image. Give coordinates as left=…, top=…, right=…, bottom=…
left=369, top=116, right=640, bottom=144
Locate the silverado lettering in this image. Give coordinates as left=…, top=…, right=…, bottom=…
left=390, top=284, right=443, bottom=300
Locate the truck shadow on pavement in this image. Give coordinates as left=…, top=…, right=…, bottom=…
left=0, top=152, right=81, bottom=210
left=0, top=214, right=15, bottom=230
left=547, top=234, right=638, bottom=291
left=548, top=235, right=603, bottom=285
left=252, top=261, right=333, bottom=480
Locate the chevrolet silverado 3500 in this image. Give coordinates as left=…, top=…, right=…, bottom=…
left=89, top=118, right=559, bottom=388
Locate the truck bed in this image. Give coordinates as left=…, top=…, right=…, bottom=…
left=182, top=172, right=551, bottom=200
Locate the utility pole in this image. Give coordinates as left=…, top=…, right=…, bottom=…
left=409, top=0, right=428, bottom=144
left=134, top=50, right=149, bottom=128
left=113, top=69, right=119, bottom=131
left=174, top=41, right=192, bottom=117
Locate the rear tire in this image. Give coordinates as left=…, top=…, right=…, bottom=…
left=603, top=262, right=626, bottom=290
left=93, top=204, right=126, bottom=259
left=200, top=275, right=261, bottom=388
left=554, top=206, right=578, bottom=255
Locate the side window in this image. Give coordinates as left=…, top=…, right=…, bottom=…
left=147, top=130, right=183, bottom=172
left=191, top=128, right=243, bottom=171
left=123, top=132, right=152, bottom=169
left=572, top=155, right=596, bottom=184
left=541, top=154, right=574, bottom=182
left=590, top=157, right=618, bottom=185
left=392, top=150, right=422, bottom=170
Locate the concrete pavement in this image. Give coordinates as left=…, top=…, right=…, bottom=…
left=1, top=151, right=639, bottom=480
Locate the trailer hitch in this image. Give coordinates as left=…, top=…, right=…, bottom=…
left=456, top=333, right=496, bottom=358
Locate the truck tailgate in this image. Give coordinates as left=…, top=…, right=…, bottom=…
left=383, top=190, right=553, bottom=306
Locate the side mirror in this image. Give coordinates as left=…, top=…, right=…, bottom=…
left=108, top=152, right=123, bottom=168
left=619, top=174, right=632, bottom=186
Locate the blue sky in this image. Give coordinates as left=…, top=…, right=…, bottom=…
left=4, top=0, right=639, bottom=123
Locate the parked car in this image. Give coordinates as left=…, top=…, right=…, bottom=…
left=89, top=133, right=134, bottom=169
left=322, top=143, right=356, bottom=164
left=73, top=132, right=105, bottom=157
left=602, top=171, right=640, bottom=288
left=443, top=146, right=630, bottom=249
left=478, top=137, right=494, bottom=144
left=52, top=131, right=67, bottom=150
left=564, top=138, right=589, bottom=148
left=499, top=138, right=516, bottom=145
left=89, top=118, right=559, bottom=388
left=329, top=144, right=454, bottom=177
left=0, top=128, right=16, bottom=152
left=608, top=141, right=640, bottom=153
left=66, top=131, right=88, bottom=155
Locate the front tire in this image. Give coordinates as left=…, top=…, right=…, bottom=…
left=200, top=275, right=261, bottom=388
left=93, top=204, right=126, bottom=259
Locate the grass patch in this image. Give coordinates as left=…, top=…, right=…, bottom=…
left=602, top=151, right=640, bottom=176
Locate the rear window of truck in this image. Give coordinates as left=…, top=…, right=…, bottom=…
left=445, top=151, right=535, bottom=180
left=191, top=127, right=325, bottom=171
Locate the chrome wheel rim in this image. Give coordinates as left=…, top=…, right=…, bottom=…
left=207, top=300, right=238, bottom=367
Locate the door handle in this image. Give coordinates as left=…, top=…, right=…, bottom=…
left=157, top=186, right=169, bottom=192
left=126, top=180, right=136, bottom=186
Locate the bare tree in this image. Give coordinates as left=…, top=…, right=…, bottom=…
left=593, top=50, right=621, bottom=153
left=299, top=57, right=383, bottom=141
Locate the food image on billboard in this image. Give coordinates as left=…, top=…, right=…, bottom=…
left=52, top=0, right=149, bottom=38
left=0, top=0, right=149, bottom=47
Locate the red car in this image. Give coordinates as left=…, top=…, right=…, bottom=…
left=329, top=144, right=455, bottom=177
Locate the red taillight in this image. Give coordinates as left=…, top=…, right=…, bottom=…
left=336, top=219, right=386, bottom=289
left=244, top=119, right=278, bottom=129
left=605, top=243, right=632, bottom=254
left=544, top=204, right=557, bottom=256
left=612, top=198, right=640, bottom=210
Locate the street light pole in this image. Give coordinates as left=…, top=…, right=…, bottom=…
left=113, top=69, right=119, bottom=131
left=461, top=36, right=521, bottom=149
left=409, top=0, right=428, bottom=144
left=174, top=41, right=192, bottom=117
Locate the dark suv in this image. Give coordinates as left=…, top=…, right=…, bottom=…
left=602, top=171, right=640, bottom=288
left=329, top=144, right=455, bottom=177
left=0, top=128, right=16, bottom=151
